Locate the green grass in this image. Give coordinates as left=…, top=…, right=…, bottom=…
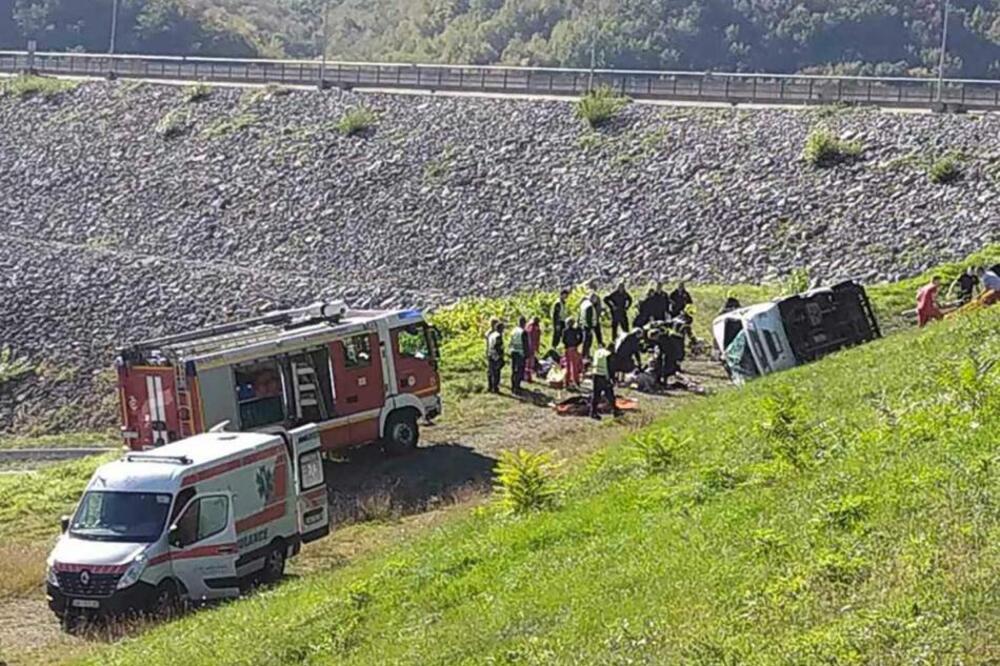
left=0, top=453, right=115, bottom=600
left=336, top=107, right=378, bottom=136
left=803, top=127, right=864, bottom=167
left=183, top=83, right=212, bottom=103
left=575, top=86, right=629, bottom=128
left=927, top=152, right=964, bottom=184
left=0, top=345, right=34, bottom=385
left=0, top=432, right=115, bottom=450
left=0, top=75, right=76, bottom=99
left=155, top=108, right=192, bottom=140
left=87, top=293, right=1000, bottom=665
left=202, top=113, right=259, bottom=138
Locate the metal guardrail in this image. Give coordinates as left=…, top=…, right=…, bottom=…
left=3, top=50, right=1000, bottom=110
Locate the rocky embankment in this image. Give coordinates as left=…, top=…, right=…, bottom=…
left=1, top=80, right=997, bottom=433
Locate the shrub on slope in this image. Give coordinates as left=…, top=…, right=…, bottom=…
left=93, top=304, right=1000, bottom=665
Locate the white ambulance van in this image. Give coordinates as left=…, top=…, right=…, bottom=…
left=45, top=426, right=329, bottom=623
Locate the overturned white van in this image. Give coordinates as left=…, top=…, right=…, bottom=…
left=46, top=426, right=329, bottom=623
left=713, top=281, right=882, bottom=383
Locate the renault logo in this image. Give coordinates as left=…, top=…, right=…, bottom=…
left=79, top=570, right=91, bottom=586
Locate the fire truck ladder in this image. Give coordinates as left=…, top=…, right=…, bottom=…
left=291, top=362, right=320, bottom=419
left=174, top=365, right=196, bottom=438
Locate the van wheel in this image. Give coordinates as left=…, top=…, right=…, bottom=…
left=149, top=580, right=180, bottom=619
left=262, top=542, right=286, bottom=584
left=383, top=411, right=419, bottom=456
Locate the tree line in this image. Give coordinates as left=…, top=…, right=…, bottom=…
left=4, top=0, right=1000, bottom=78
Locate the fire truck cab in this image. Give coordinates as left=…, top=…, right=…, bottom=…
left=116, top=302, right=442, bottom=454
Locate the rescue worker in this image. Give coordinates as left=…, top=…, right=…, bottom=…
left=634, top=289, right=656, bottom=328
left=524, top=316, right=542, bottom=383
left=509, top=317, right=529, bottom=395
left=580, top=293, right=602, bottom=359
left=551, top=289, right=569, bottom=350
left=947, top=267, right=980, bottom=305
left=590, top=343, right=620, bottom=420
left=562, top=317, right=584, bottom=388
left=604, top=282, right=634, bottom=340
left=916, top=276, right=944, bottom=327
left=637, top=280, right=670, bottom=324
left=486, top=321, right=505, bottom=394
left=614, top=327, right=644, bottom=378
left=981, top=266, right=1000, bottom=293
left=669, top=281, right=693, bottom=317
left=719, top=293, right=742, bottom=315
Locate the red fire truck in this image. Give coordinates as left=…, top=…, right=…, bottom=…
left=115, top=302, right=442, bottom=454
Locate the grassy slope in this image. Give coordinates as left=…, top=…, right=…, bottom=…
left=0, top=454, right=117, bottom=600
left=0, top=245, right=995, bottom=659
left=88, top=281, right=1000, bottom=663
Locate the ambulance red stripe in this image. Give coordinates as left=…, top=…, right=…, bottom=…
left=236, top=501, right=287, bottom=532
left=180, top=445, right=285, bottom=487
left=53, top=562, right=129, bottom=574
left=148, top=543, right=239, bottom=566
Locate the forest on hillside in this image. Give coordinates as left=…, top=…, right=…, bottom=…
left=3, top=0, right=1000, bottom=77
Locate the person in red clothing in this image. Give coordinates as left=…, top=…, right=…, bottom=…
left=524, top=317, right=542, bottom=382
left=916, top=276, right=944, bottom=327
left=562, top=318, right=584, bottom=388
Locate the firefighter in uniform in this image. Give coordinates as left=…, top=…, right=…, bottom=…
left=580, top=293, right=602, bottom=359
left=509, top=317, right=529, bottom=395
left=614, top=328, right=644, bottom=379
left=486, top=322, right=505, bottom=394
left=590, top=343, right=620, bottom=420
left=604, top=282, right=634, bottom=340
left=551, top=289, right=569, bottom=350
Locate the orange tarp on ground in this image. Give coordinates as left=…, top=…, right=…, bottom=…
left=946, top=290, right=1000, bottom=319
left=553, top=396, right=639, bottom=417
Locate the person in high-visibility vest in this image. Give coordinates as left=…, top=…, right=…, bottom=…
left=509, top=316, right=529, bottom=395
left=486, top=321, right=505, bottom=394
left=590, top=343, right=619, bottom=420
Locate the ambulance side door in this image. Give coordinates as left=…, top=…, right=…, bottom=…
left=168, top=492, right=240, bottom=602
left=291, top=425, right=329, bottom=544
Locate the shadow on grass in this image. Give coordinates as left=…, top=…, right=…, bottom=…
left=323, top=442, right=497, bottom=526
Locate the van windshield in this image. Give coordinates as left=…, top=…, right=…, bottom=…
left=70, top=491, right=172, bottom=543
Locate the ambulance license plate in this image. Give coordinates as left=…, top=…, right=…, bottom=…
left=71, top=599, right=100, bottom=609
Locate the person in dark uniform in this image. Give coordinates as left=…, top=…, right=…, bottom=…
left=580, top=294, right=602, bottom=359
left=669, top=281, right=693, bottom=317
left=551, top=289, right=569, bottom=350
left=719, top=293, right=742, bottom=315
left=509, top=317, right=529, bottom=395
left=613, top=328, right=644, bottom=378
left=648, top=281, right=670, bottom=322
left=604, top=282, right=634, bottom=340
left=486, top=321, right=505, bottom=394
left=948, top=267, right=981, bottom=305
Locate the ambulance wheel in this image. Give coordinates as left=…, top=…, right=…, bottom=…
left=262, top=542, right=286, bottom=584
left=149, top=580, right=180, bottom=619
left=383, top=411, right=419, bottom=456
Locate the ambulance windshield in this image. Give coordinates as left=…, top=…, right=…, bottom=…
left=70, top=491, right=172, bottom=543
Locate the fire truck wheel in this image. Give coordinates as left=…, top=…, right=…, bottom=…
left=262, top=541, right=287, bottom=584
left=383, top=411, right=419, bottom=456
